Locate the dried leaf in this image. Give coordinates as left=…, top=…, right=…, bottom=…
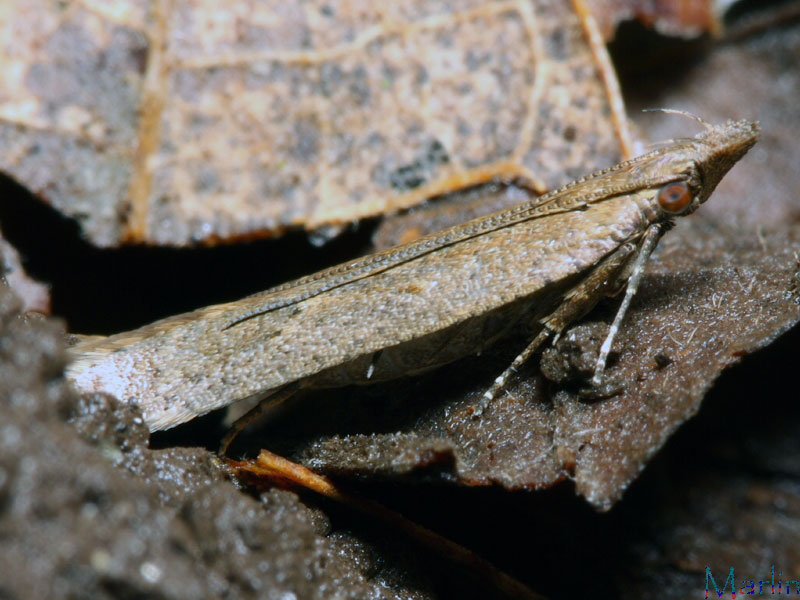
left=0, top=0, right=626, bottom=246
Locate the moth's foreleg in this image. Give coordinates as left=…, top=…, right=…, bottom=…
left=471, top=239, right=639, bottom=417
left=591, top=224, right=664, bottom=386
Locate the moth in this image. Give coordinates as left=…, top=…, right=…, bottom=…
left=67, top=118, right=759, bottom=442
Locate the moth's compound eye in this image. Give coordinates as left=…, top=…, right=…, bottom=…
left=657, top=181, right=692, bottom=214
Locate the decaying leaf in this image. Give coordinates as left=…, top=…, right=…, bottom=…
left=0, top=0, right=627, bottom=247
left=611, top=328, right=800, bottom=597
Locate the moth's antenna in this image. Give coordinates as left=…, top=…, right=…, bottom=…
left=642, top=108, right=713, bottom=131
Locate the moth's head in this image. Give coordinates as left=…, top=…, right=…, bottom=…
left=648, top=118, right=759, bottom=218
left=692, top=118, right=759, bottom=204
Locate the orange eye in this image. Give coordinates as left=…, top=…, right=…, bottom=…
left=657, top=181, right=691, bottom=214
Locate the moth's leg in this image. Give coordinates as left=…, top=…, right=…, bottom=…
left=470, top=328, right=552, bottom=416
left=471, top=240, right=640, bottom=417
left=219, top=382, right=300, bottom=455
left=365, top=350, right=383, bottom=380
left=592, top=224, right=664, bottom=385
